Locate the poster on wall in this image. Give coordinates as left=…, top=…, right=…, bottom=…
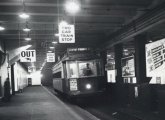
left=121, top=56, right=135, bottom=77
left=145, top=38, right=165, bottom=84
left=107, top=70, right=116, bottom=83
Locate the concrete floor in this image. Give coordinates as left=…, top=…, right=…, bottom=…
left=0, top=86, right=100, bottom=120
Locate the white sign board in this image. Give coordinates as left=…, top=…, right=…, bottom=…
left=20, top=50, right=36, bottom=62
left=47, top=53, right=55, bottom=62
left=107, top=70, right=116, bottom=83
left=146, top=38, right=165, bottom=77
left=59, top=24, right=75, bottom=43
left=28, top=66, right=36, bottom=73
left=145, top=38, right=165, bottom=84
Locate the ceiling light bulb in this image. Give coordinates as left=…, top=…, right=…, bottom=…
left=123, top=49, right=128, bottom=52
left=59, top=21, right=68, bottom=26
left=25, top=37, right=31, bottom=41
left=23, top=28, right=31, bottom=32
left=0, top=26, right=5, bottom=31
left=49, top=47, right=54, bottom=49
left=19, top=13, right=30, bottom=19
left=65, top=0, right=80, bottom=14
left=26, top=45, right=32, bottom=48
left=52, top=41, right=58, bottom=44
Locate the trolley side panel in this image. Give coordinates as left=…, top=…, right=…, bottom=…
left=53, top=78, right=64, bottom=92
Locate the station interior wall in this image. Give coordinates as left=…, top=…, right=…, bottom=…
left=13, top=62, right=28, bottom=91
left=0, top=55, right=8, bottom=97
left=106, top=37, right=165, bottom=114
left=0, top=41, right=30, bottom=97
left=29, top=71, right=41, bottom=85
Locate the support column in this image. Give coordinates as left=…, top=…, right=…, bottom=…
left=134, top=34, right=149, bottom=83
left=114, top=43, right=123, bottom=83
left=133, top=34, right=153, bottom=111
left=100, top=50, right=107, bottom=82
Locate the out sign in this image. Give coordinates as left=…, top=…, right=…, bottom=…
left=20, top=50, right=36, bottom=62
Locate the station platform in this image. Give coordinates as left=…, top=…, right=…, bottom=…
left=0, top=86, right=100, bottom=120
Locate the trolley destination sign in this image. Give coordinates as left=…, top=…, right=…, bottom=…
left=20, top=50, right=36, bottom=62
left=59, top=24, right=75, bottom=43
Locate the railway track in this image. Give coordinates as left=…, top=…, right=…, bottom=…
left=45, top=86, right=149, bottom=120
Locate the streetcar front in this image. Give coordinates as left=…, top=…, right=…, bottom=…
left=66, top=59, right=106, bottom=97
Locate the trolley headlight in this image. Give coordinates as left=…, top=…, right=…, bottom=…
left=86, top=84, right=92, bottom=90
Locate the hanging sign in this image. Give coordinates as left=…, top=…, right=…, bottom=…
left=47, top=53, right=55, bottom=62
left=59, top=24, right=75, bottom=43
left=20, top=50, right=36, bottom=62
left=28, top=66, right=36, bottom=73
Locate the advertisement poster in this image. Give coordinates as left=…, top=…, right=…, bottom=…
left=145, top=38, right=165, bottom=84
left=121, top=56, right=135, bottom=77
left=107, top=70, right=116, bottom=83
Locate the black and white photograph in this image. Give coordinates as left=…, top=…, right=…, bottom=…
left=0, top=0, right=165, bottom=120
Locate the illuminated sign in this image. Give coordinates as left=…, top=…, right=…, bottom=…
left=20, top=50, right=36, bottom=62
left=47, top=53, right=55, bottom=62
left=59, top=24, right=75, bottom=43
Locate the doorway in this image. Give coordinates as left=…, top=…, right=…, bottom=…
left=11, top=64, right=15, bottom=95
left=28, top=78, right=32, bottom=86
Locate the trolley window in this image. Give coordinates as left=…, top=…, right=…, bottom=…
left=78, top=61, right=97, bottom=77
left=67, top=61, right=78, bottom=78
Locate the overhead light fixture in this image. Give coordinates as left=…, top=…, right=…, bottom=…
left=19, top=13, right=30, bottom=19
left=49, top=47, right=54, bottom=49
left=0, top=26, right=5, bottom=31
left=25, top=32, right=31, bottom=41
left=48, top=51, right=52, bottom=53
left=123, top=49, right=128, bottom=52
left=26, top=45, right=32, bottom=48
left=52, top=41, right=58, bottom=44
left=23, top=28, right=31, bottom=32
left=65, top=0, right=80, bottom=14
left=59, top=21, right=68, bottom=26
left=23, top=21, right=31, bottom=32
left=25, top=37, right=31, bottom=41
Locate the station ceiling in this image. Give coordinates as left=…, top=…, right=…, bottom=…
left=0, top=0, right=164, bottom=70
